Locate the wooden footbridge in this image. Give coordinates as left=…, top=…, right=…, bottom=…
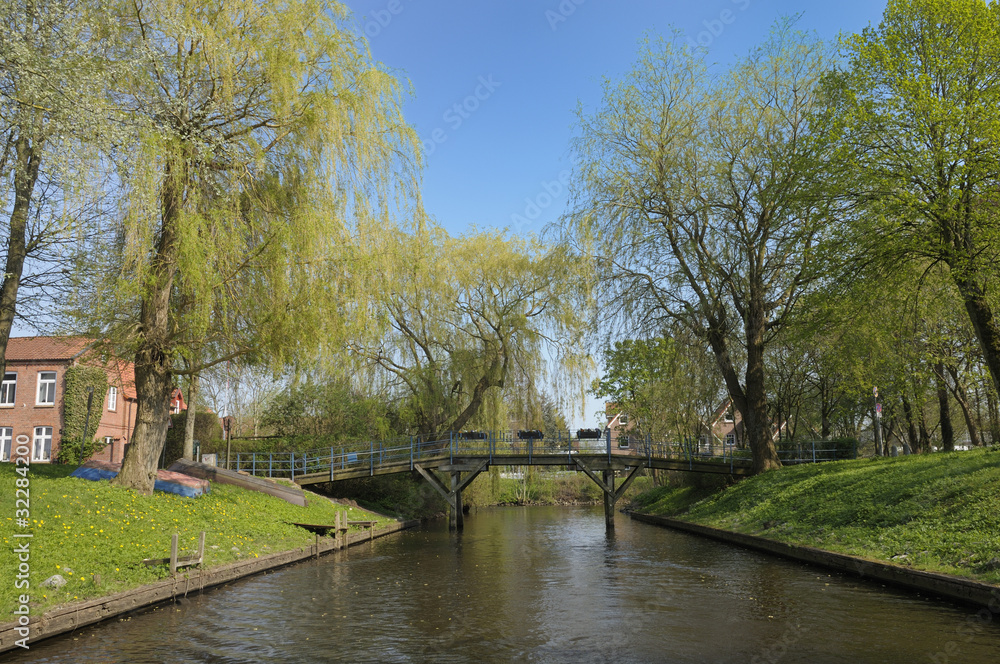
left=231, top=431, right=849, bottom=531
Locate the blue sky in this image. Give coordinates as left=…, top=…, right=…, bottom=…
left=344, top=0, right=887, bottom=239
left=341, top=0, right=888, bottom=427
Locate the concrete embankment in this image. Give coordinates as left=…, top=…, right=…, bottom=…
left=630, top=512, right=1000, bottom=610
left=0, top=519, right=418, bottom=654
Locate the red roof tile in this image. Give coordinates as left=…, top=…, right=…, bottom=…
left=5, top=336, right=94, bottom=362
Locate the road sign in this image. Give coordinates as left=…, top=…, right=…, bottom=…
left=875, top=403, right=882, bottom=415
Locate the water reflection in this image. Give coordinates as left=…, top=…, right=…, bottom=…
left=4, top=506, right=1000, bottom=663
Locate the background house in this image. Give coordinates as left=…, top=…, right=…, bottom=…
left=0, top=337, right=137, bottom=464
left=605, top=398, right=783, bottom=454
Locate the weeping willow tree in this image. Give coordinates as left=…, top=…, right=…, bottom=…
left=564, top=25, right=839, bottom=474
left=348, top=222, right=590, bottom=439
left=76, top=0, right=418, bottom=493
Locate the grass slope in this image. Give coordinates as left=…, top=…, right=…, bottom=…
left=1, top=464, right=391, bottom=616
left=631, top=448, right=1000, bottom=585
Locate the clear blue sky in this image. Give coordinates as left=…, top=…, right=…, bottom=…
left=342, top=0, right=888, bottom=427
left=344, top=0, right=887, bottom=239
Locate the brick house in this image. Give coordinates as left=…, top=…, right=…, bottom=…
left=0, top=337, right=137, bottom=464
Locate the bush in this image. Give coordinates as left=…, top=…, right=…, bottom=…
left=54, top=437, right=107, bottom=466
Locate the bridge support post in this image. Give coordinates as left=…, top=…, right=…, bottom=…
left=451, top=471, right=464, bottom=531
left=414, top=462, right=487, bottom=532
left=573, top=459, right=644, bottom=531
left=603, top=469, right=615, bottom=529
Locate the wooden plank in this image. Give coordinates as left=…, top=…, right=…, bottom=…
left=168, top=458, right=307, bottom=506
left=288, top=521, right=349, bottom=535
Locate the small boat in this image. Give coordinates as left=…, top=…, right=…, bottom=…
left=70, top=460, right=210, bottom=498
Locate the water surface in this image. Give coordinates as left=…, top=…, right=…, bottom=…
left=5, top=506, right=999, bottom=663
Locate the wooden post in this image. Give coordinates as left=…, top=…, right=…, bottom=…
left=603, top=469, right=615, bottom=530
left=197, top=531, right=206, bottom=566
left=169, top=534, right=179, bottom=575
left=450, top=471, right=463, bottom=531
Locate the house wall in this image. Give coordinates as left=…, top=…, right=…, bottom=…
left=0, top=361, right=137, bottom=464
left=0, top=361, right=69, bottom=463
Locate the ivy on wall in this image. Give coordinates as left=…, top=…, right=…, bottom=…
left=63, top=365, right=110, bottom=442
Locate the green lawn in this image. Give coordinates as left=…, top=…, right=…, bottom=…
left=0, top=464, right=390, bottom=616
left=631, top=448, right=1000, bottom=585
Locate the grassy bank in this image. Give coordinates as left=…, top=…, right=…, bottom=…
left=0, top=464, right=391, bottom=617
left=630, top=448, right=1000, bottom=585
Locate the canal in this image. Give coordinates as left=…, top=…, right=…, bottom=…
left=5, top=506, right=1000, bottom=663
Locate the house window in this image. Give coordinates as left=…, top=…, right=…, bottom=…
left=108, top=386, right=117, bottom=411
left=33, top=426, right=52, bottom=462
left=1, top=373, right=16, bottom=406
left=619, top=413, right=628, bottom=425
left=0, top=428, right=11, bottom=461
left=36, top=371, right=56, bottom=405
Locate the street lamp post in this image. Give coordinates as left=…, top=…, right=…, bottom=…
left=223, top=416, right=233, bottom=470
left=873, top=386, right=884, bottom=456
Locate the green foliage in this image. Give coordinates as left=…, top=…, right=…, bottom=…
left=71, top=0, right=420, bottom=492
left=62, top=366, right=109, bottom=442
left=162, top=411, right=223, bottom=467
left=635, top=448, right=1000, bottom=584
left=592, top=334, right=720, bottom=440
left=261, top=379, right=396, bottom=442
left=565, top=22, right=838, bottom=473
left=351, top=224, right=590, bottom=438
left=830, top=0, right=1000, bottom=396
left=0, top=463, right=389, bottom=615
left=54, top=436, right=107, bottom=466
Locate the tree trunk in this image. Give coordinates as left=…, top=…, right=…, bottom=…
left=743, top=299, right=781, bottom=475
left=0, top=130, right=42, bottom=381
left=113, top=162, right=182, bottom=494
left=900, top=392, right=919, bottom=453
left=954, top=274, right=1000, bottom=403
left=183, top=374, right=198, bottom=460
left=918, top=408, right=931, bottom=453
left=934, top=362, right=954, bottom=452
left=987, top=386, right=1000, bottom=446
left=945, top=364, right=980, bottom=447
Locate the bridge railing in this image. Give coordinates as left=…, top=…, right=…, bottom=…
left=230, top=431, right=851, bottom=480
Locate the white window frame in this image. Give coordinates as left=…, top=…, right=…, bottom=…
left=108, top=386, right=118, bottom=411
left=33, top=426, right=52, bottom=462
left=0, top=427, right=11, bottom=461
left=36, top=371, right=56, bottom=405
left=1, top=372, right=16, bottom=406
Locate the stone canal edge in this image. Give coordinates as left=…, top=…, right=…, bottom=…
left=630, top=512, right=1000, bottom=611
left=0, top=519, right=420, bottom=654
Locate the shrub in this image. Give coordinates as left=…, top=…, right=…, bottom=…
left=54, top=436, right=107, bottom=466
